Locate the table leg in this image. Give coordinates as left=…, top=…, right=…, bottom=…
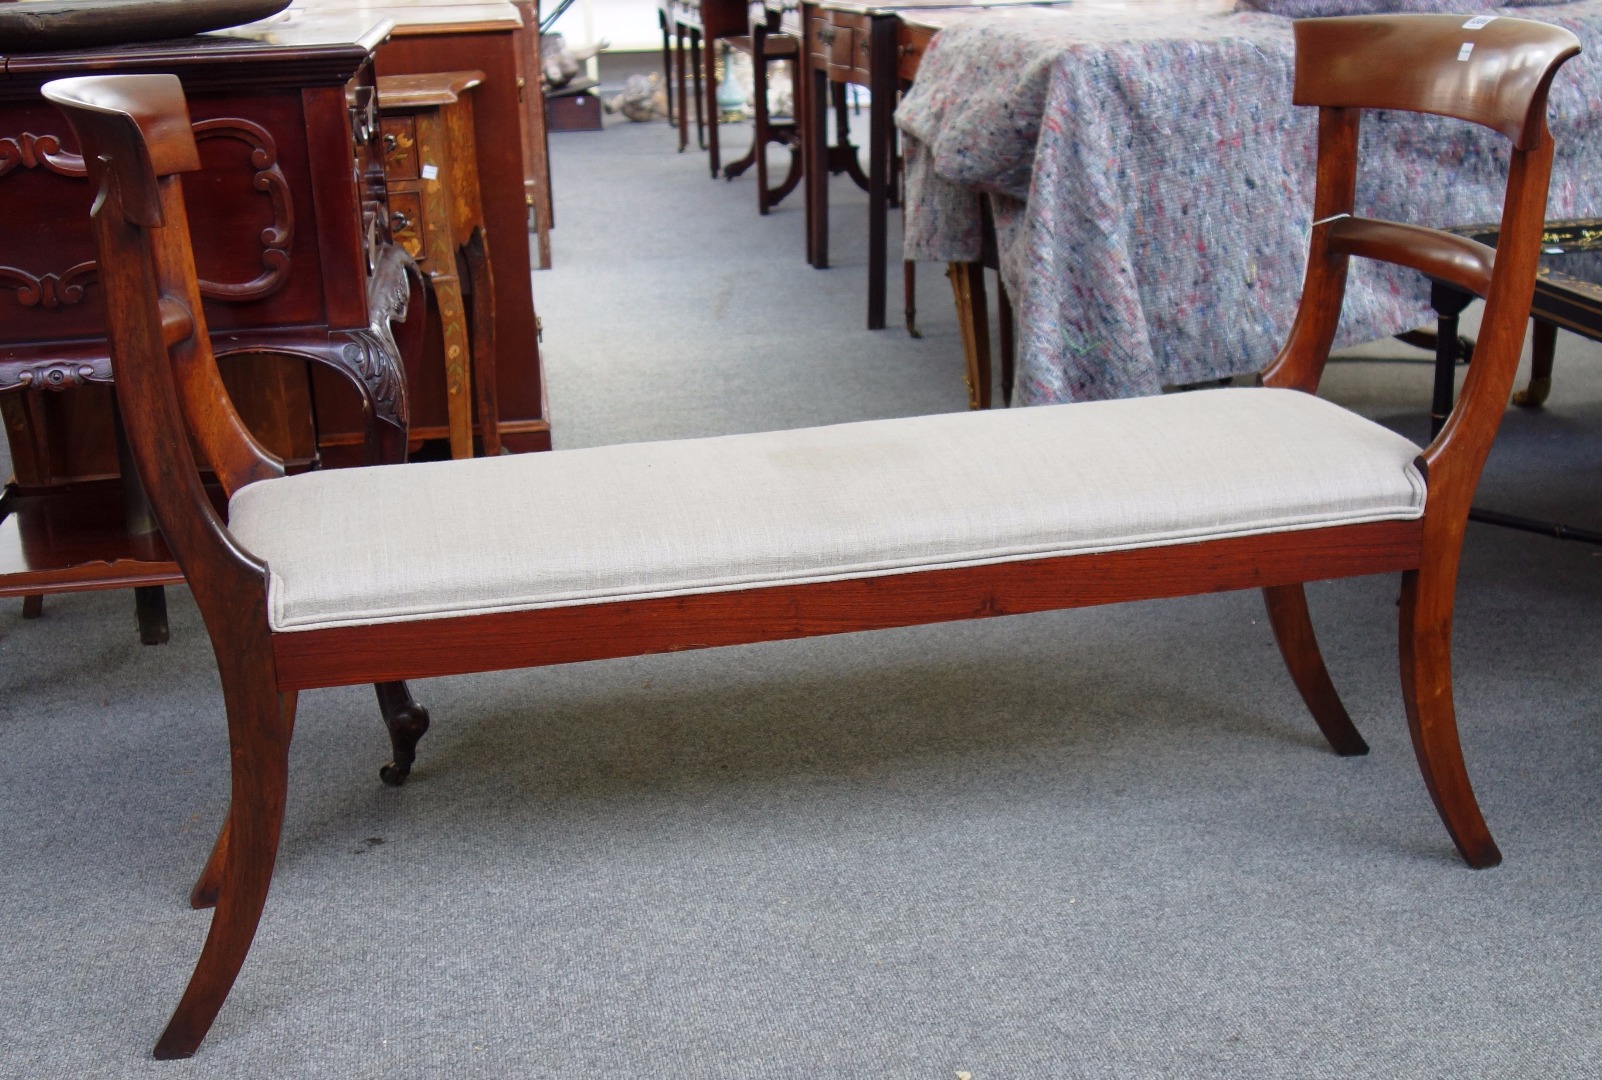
left=113, top=403, right=169, bottom=645
left=1513, top=317, right=1557, bottom=408
left=676, top=22, right=690, bottom=152
left=752, top=26, right=771, bottom=201
left=808, top=66, right=830, bottom=269
left=1428, top=281, right=1474, bottom=439
left=866, top=17, right=894, bottom=330
left=801, top=44, right=814, bottom=259
left=659, top=7, right=676, bottom=124
left=706, top=37, right=721, bottom=178
left=904, top=261, right=919, bottom=338
left=134, top=586, right=169, bottom=646
left=948, top=261, right=991, bottom=410
left=998, top=277, right=1016, bottom=407
left=691, top=30, right=706, bottom=151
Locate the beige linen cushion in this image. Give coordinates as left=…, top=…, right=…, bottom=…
left=229, top=387, right=1425, bottom=633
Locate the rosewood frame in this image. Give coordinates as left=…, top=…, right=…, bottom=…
left=43, top=13, right=1580, bottom=1058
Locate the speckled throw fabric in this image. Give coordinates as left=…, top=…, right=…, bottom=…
left=895, top=1, right=1602, bottom=404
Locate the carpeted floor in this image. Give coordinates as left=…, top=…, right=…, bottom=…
left=2, top=105, right=1600, bottom=1079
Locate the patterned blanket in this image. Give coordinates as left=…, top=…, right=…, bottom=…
left=895, top=0, right=1602, bottom=403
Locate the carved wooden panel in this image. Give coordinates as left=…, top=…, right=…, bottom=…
left=191, top=117, right=294, bottom=302
left=0, top=106, right=306, bottom=359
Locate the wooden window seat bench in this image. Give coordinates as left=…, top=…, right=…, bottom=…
left=41, top=11, right=1580, bottom=1058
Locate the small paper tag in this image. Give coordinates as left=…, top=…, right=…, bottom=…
left=1462, top=15, right=1496, bottom=29
left=1457, top=42, right=1475, bottom=62
left=421, top=163, right=440, bottom=181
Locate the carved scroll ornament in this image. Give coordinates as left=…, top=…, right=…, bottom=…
left=0, top=132, right=85, bottom=179
left=192, top=117, right=294, bottom=302
left=0, top=118, right=293, bottom=311
left=0, top=262, right=96, bottom=308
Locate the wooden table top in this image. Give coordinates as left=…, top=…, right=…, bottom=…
left=0, top=8, right=390, bottom=83
left=808, top=0, right=1063, bottom=16
left=292, top=0, right=523, bottom=34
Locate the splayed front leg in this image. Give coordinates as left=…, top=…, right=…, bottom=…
left=154, top=688, right=297, bottom=1059
left=1398, top=568, right=1501, bottom=868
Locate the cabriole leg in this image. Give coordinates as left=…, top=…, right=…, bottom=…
left=376, top=680, right=431, bottom=787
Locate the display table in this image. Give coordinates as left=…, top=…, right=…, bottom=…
left=896, top=0, right=1602, bottom=405
left=798, top=0, right=1071, bottom=331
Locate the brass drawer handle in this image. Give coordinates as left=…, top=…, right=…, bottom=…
left=817, top=24, right=836, bottom=45
left=382, top=132, right=398, bottom=153
left=390, top=210, right=413, bottom=232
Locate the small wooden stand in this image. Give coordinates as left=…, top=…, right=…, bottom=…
left=378, top=70, right=501, bottom=458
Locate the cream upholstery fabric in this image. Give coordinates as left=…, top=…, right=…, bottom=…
left=229, top=388, right=1426, bottom=632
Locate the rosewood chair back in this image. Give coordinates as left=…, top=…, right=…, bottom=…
left=1265, top=15, right=1578, bottom=497
left=38, top=76, right=276, bottom=606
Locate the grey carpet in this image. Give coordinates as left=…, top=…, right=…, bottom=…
left=2, top=108, right=1601, bottom=1079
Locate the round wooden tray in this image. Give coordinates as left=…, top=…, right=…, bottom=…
left=0, top=0, right=291, bottom=53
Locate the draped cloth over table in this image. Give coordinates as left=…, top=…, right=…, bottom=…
left=895, top=0, right=1602, bottom=405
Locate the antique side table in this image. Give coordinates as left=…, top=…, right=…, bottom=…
left=378, top=70, right=500, bottom=459
left=301, top=0, right=553, bottom=458
left=799, top=0, right=1059, bottom=332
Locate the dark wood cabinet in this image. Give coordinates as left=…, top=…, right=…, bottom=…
left=0, top=12, right=414, bottom=601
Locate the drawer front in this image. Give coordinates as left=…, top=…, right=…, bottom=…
left=380, top=115, right=419, bottom=181
left=811, top=11, right=865, bottom=78
left=850, top=25, right=873, bottom=85
left=898, top=25, right=935, bottom=82
left=386, top=189, right=425, bottom=263
left=809, top=15, right=838, bottom=71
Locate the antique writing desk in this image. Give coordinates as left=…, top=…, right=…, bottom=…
left=299, top=0, right=552, bottom=458
left=0, top=11, right=413, bottom=625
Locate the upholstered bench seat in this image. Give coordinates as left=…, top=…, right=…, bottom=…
left=230, top=387, right=1425, bottom=633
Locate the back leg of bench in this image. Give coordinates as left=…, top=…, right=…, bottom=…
left=1398, top=566, right=1501, bottom=868
left=1262, top=584, right=1368, bottom=756
left=376, top=681, right=431, bottom=787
